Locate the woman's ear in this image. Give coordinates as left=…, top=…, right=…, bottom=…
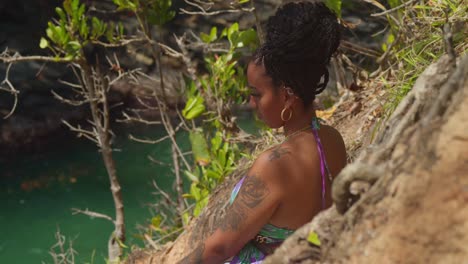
left=284, top=87, right=296, bottom=108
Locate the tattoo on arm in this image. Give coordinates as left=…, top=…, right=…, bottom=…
left=217, top=174, right=270, bottom=232
left=183, top=175, right=270, bottom=262
left=178, top=243, right=205, bottom=264
left=268, top=147, right=290, bottom=161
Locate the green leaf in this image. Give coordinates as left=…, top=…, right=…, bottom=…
left=39, top=38, right=49, bottom=49
left=211, top=132, right=223, bottom=151
left=236, top=28, right=259, bottom=49
left=182, top=95, right=206, bottom=120
left=324, top=0, right=342, bottom=18
left=227, top=23, right=239, bottom=45
left=189, top=130, right=211, bottom=166
left=63, top=0, right=72, bottom=15
left=193, top=195, right=209, bottom=217
left=184, top=170, right=199, bottom=183
left=182, top=212, right=191, bottom=226
left=115, top=236, right=128, bottom=248
left=151, top=215, right=162, bottom=228
left=201, top=27, right=218, bottom=43
left=190, top=183, right=201, bottom=200
left=307, top=231, right=321, bottom=246
left=55, top=7, right=67, bottom=22
left=79, top=18, right=89, bottom=38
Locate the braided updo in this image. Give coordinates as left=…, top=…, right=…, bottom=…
left=253, top=1, right=341, bottom=107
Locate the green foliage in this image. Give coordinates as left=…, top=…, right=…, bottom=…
left=381, top=0, right=466, bottom=118
left=40, top=0, right=124, bottom=60
left=176, top=24, right=260, bottom=220
left=184, top=131, right=241, bottom=217
left=113, top=0, right=175, bottom=26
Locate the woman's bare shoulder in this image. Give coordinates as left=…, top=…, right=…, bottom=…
left=249, top=145, right=292, bottom=183
left=321, top=125, right=346, bottom=148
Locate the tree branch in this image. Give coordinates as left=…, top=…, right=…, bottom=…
left=72, top=208, right=115, bottom=224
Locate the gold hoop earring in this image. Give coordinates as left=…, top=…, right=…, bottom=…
left=281, top=107, right=293, bottom=122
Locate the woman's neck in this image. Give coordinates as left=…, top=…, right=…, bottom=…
left=283, top=107, right=316, bottom=137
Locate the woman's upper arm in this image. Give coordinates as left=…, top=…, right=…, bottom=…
left=203, top=151, right=286, bottom=261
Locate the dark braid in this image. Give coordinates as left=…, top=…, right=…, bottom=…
left=253, top=1, right=341, bottom=107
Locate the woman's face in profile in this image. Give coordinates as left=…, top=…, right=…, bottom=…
left=247, top=62, right=285, bottom=128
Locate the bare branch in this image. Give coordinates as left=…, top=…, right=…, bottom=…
left=62, top=120, right=99, bottom=144
left=158, top=42, right=183, bottom=58
left=129, top=134, right=169, bottom=144
left=72, top=208, right=115, bottom=224
left=0, top=50, right=71, bottom=63
left=51, top=90, right=89, bottom=106
left=1, top=63, right=20, bottom=119
left=90, top=37, right=147, bottom=48
left=340, top=40, right=381, bottom=58
left=180, top=1, right=254, bottom=16
left=57, top=79, right=83, bottom=89
left=144, top=233, right=160, bottom=250
left=371, top=0, right=418, bottom=17
left=152, top=180, right=179, bottom=208
left=117, top=110, right=161, bottom=125
left=147, top=155, right=171, bottom=166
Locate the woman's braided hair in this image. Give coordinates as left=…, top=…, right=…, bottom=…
left=253, top=1, right=341, bottom=107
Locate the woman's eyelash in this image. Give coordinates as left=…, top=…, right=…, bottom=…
left=250, top=92, right=260, bottom=97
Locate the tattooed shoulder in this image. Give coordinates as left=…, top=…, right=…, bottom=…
left=217, top=174, right=270, bottom=232
left=268, top=146, right=291, bottom=161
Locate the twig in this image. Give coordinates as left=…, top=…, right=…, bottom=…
left=250, top=0, right=264, bottom=44
left=72, top=208, right=115, bottom=224
left=144, top=234, right=160, bottom=250
left=180, top=0, right=253, bottom=16
left=90, top=38, right=147, bottom=48
left=129, top=134, right=169, bottom=144
left=51, top=89, right=88, bottom=106
left=62, top=119, right=99, bottom=144
left=58, top=79, right=83, bottom=89
left=152, top=180, right=179, bottom=208
left=0, top=63, right=19, bottom=119
left=340, top=40, right=381, bottom=58
left=371, top=0, right=418, bottom=17
left=172, top=144, right=186, bottom=221
left=180, top=7, right=253, bottom=16
left=158, top=42, right=183, bottom=58
left=0, top=55, right=71, bottom=63
left=154, top=227, right=184, bottom=244
left=118, top=110, right=161, bottom=125
left=147, top=155, right=171, bottom=166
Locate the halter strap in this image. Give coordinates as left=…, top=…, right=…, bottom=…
left=311, top=117, right=332, bottom=209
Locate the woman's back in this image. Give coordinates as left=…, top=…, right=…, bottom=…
left=262, top=124, right=347, bottom=230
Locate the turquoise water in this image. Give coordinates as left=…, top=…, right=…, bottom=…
left=0, top=124, right=189, bottom=264
left=0, top=112, right=258, bottom=264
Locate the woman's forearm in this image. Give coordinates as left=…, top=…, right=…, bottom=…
left=177, top=241, right=230, bottom=264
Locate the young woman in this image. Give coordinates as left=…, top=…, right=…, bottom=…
left=179, top=2, right=347, bottom=263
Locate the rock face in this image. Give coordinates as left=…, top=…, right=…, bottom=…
left=264, top=55, right=468, bottom=263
